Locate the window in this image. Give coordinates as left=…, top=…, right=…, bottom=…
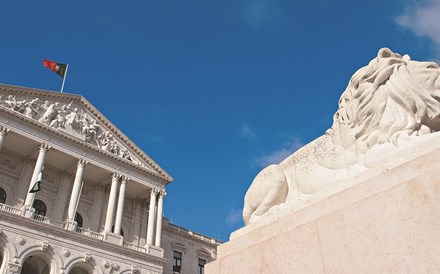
left=0, top=187, right=6, bottom=203
left=198, top=258, right=206, bottom=274
left=75, top=213, right=83, bottom=228
left=173, top=251, right=182, bottom=273
left=21, top=255, right=50, bottom=274
left=33, top=199, right=47, bottom=216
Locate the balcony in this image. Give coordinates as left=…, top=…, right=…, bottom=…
left=0, top=202, right=163, bottom=257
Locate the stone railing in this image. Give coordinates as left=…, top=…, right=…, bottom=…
left=0, top=203, right=152, bottom=255
left=74, top=226, right=105, bottom=241
left=167, top=223, right=222, bottom=245
left=123, top=242, right=148, bottom=253
left=0, top=202, right=22, bottom=215
left=121, top=241, right=163, bottom=257
left=32, top=214, right=66, bottom=229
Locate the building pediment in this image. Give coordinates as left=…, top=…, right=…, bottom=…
left=0, top=84, right=172, bottom=182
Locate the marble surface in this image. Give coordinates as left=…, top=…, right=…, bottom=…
left=207, top=144, right=440, bottom=273
left=243, top=48, right=440, bottom=225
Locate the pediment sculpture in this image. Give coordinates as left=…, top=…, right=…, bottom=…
left=0, top=95, right=142, bottom=166
left=243, top=48, right=440, bottom=224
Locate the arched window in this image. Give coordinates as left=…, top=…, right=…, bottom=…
left=0, top=187, right=6, bottom=203
left=21, top=255, right=50, bottom=274
left=69, top=265, right=91, bottom=274
left=33, top=199, right=47, bottom=216
left=75, top=213, right=83, bottom=228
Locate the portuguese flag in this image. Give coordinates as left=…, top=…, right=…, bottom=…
left=43, top=59, right=67, bottom=78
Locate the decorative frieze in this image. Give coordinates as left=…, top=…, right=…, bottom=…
left=0, top=95, right=142, bottom=165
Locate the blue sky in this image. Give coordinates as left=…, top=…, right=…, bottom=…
left=1, top=0, right=440, bottom=241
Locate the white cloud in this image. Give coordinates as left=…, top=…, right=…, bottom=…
left=396, top=0, right=440, bottom=57
left=240, top=123, right=257, bottom=140
left=225, top=208, right=243, bottom=225
left=240, top=0, right=283, bottom=30
left=255, top=137, right=304, bottom=167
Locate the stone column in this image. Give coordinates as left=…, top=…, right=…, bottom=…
left=104, top=173, right=120, bottom=233
left=0, top=126, right=9, bottom=151
left=114, top=176, right=128, bottom=235
left=23, top=143, right=50, bottom=209
left=67, top=159, right=87, bottom=221
left=146, top=188, right=159, bottom=245
left=154, top=190, right=166, bottom=247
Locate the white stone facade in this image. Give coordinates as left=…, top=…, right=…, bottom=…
left=161, top=219, right=220, bottom=274
left=0, top=84, right=220, bottom=274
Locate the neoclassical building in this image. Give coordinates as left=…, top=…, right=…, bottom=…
left=0, top=84, right=220, bottom=274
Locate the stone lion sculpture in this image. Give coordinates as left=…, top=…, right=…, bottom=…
left=243, top=48, right=440, bottom=225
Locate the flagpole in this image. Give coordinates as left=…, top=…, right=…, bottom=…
left=72, top=180, right=84, bottom=226
left=60, top=64, right=69, bottom=93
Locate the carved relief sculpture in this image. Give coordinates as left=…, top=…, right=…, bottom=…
left=243, top=48, right=440, bottom=224
left=0, top=94, right=143, bottom=165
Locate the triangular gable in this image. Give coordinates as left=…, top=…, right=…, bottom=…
left=0, top=84, right=172, bottom=182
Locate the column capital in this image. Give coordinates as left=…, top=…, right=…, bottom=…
left=121, top=176, right=129, bottom=184
left=159, top=190, right=167, bottom=198
left=112, top=173, right=121, bottom=181
left=150, top=188, right=160, bottom=196
left=0, top=126, right=9, bottom=136
left=77, top=158, right=88, bottom=167
left=39, top=143, right=51, bottom=152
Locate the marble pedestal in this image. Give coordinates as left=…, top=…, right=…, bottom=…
left=207, top=146, right=440, bottom=273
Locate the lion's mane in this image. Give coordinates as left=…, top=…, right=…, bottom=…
left=332, top=48, right=440, bottom=153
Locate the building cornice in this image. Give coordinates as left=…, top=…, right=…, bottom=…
left=163, top=221, right=223, bottom=247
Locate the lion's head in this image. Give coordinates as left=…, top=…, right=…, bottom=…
left=331, top=48, right=440, bottom=154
